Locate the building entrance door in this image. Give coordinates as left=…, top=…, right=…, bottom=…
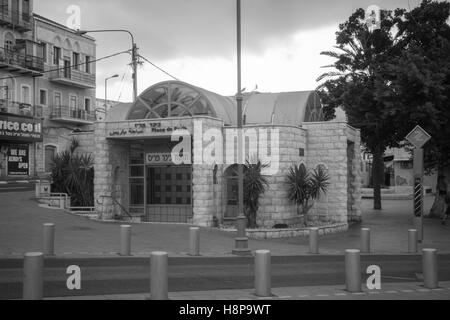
left=145, top=165, right=192, bottom=223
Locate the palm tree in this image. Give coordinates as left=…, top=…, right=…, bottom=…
left=286, top=164, right=330, bottom=220
left=51, top=138, right=94, bottom=207
left=231, top=160, right=268, bottom=229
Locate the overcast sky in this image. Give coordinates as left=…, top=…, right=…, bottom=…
left=36, top=0, right=421, bottom=102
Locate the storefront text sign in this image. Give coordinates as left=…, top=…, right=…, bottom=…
left=0, top=115, right=43, bottom=142
left=7, top=144, right=29, bottom=176
left=108, top=122, right=188, bottom=138
left=146, top=152, right=191, bottom=165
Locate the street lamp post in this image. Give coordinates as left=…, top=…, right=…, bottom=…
left=75, top=29, right=138, bottom=102
left=232, top=0, right=251, bottom=256
left=105, top=74, right=119, bottom=117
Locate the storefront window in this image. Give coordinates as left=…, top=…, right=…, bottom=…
left=130, top=178, right=144, bottom=205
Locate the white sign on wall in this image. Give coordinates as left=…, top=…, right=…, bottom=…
left=145, top=152, right=191, bottom=165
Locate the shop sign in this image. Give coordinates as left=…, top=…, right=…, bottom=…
left=108, top=122, right=188, bottom=137
left=0, top=115, right=43, bottom=142
left=146, top=152, right=191, bottom=165
left=7, top=144, right=29, bottom=176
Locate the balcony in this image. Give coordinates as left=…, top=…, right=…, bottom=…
left=0, top=9, right=32, bottom=32
left=50, top=106, right=96, bottom=125
left=49, top=68, right=96, bottom=89
left=0, top=99, right=42, bottom=118
left=0, top=47, right=44, bottom=76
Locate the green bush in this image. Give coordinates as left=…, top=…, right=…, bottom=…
left=286, top=163, right=330, bottom=217
left=51, top=138, right=94, bottom=207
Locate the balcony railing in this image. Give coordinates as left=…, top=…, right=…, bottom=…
left=0, top=8, right=32, bottom=31
left=0, top=99, right=42, bottom=118
left=51, top=106, right=96, bottom=123
left=0, top=47, right=44, bottom=74
left=49, top=68, right=96, bottom=89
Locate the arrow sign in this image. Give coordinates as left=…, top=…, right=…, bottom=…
left=406, top=126, right=431, bottom=149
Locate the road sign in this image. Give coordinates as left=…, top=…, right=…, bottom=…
left=406, top=126, right=431, bottom=149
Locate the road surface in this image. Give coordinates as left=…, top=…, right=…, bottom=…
left=1, top=254, right=449, bottom=299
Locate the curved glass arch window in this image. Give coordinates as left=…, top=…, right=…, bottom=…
left=127, top=83, right=216, bottom=120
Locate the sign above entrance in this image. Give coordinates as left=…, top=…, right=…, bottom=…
left=406, top=126, right=431, bottom=149
left=146, top=152, right=191, bottom=165
left=0, top=115, right=43, bottom=142
left=108, top=122, right=189, bottom=138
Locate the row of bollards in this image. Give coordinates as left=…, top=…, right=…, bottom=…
left=41, top=223, right=202, bottom=257
left=22, top=224, right=433, bottom=299
left=344, top=248, right=439, bottom=292
left=42, top=224, right=423, bottom=258
left=22, top=246, right=440, bottom=299
left=308, top=227, right=420, bottom=255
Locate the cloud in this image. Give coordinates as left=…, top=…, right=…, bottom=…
left=35, top=0, right=422, bottom=101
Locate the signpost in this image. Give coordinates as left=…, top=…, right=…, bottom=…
left=406, top=126, right=432, bottom=242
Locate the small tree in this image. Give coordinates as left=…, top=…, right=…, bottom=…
left=239, top=160, right=269, bottom=229
left=51, top=138, right=94, bottom=207
left=286, top=164, right=330, bottom=219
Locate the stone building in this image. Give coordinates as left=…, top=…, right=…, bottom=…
left=87, top=80, right=362, bottom=228
left=0, top=1, right=96, bottom=181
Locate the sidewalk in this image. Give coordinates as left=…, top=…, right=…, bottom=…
left=46, top=281, right=450, bottom=300
left=0, top=191, right=449, bottom=257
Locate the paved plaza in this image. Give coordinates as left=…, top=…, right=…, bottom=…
left=0, top=191, right=449, bottom=257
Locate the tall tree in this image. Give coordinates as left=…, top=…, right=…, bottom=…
left=380, top=0, right=450, bottom=217
left=317, top=8, right=402, bottom=210
left=319, top=0, right=450, bottom=212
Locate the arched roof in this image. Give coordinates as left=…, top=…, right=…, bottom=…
left=126, top=81, right=236, bottom=125
left=114, top=81, right=324, bottom=126
left=243, top=91, right=323, bottom=125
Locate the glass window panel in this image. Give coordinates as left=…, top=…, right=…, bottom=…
left=130, top=166, right=144, bottom=177
left=127, top=101, right=150, bottom=120
left=190, top=97, right=212, bottom=116
left=130, top=178, right=144, bottom=205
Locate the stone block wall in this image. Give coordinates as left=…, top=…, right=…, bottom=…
left=303, top=122, right=362, bottom=224
left=220, top=125, right=307, bottom=228
left=93, top=121, right=129, bottom=220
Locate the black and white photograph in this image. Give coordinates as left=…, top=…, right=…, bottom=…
left=0, top=0, right=449, bottom=308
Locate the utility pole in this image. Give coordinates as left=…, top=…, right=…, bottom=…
left=75, top=29, right=138, bottom=102
left=132, top=42, right=138, bottom=102
left=232, top=0, right=250, bottom=256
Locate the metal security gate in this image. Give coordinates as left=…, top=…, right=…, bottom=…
left=145, top=166, right=193, bottom=223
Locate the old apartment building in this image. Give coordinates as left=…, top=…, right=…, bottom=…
left=0, top=0, right=96, bottom=180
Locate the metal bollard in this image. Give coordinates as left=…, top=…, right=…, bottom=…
left=422, top=249, right=438, bottom=289
left=345, top=249, right=362, bottom=293
left=43, top=223, right=55, bottom=256
left=120, top=225, right=131, bottom=256
left=189, top=227, right=200, bottom=256
left=23, top=252, right=44, bottom=300
left=150, top=251, right=168, bottom=300
left=408, top=229, right=418, bottom=254
left=255, top=250, right=271, bottom=297
left=309, top=228, right=319, bottom=254
left=361, top=228, right=371, bottom=253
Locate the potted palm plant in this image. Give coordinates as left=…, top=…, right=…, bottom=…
left=286, top=164, right=330, bottom=223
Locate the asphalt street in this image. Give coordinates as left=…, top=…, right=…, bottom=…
left=0, top=182, right=35, bottom=193
left=1, top=254, right=449, bottom=299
